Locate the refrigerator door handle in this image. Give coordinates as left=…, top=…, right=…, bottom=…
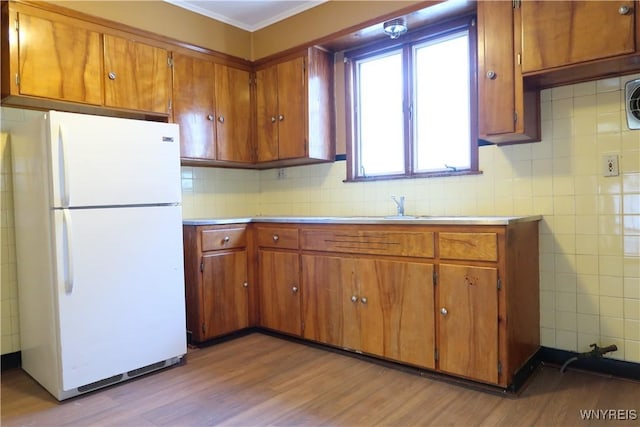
left=58, top=125, right=70, bottom=208
left=62, top=209, right=75, bottom=293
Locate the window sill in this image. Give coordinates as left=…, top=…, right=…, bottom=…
left=343, top=169, right=483, bottom=183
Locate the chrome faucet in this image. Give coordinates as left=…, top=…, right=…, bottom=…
left=391, top=195, right=405, bottom=216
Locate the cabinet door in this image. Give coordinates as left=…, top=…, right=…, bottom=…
left=258, top=250, right=301, bottom=335
left=438, top=264, right=498, bottom=384
left=172, top=53, right=216, bottom=159
left=202, top=251, right=249, bottom=339
left=363, top=260, right=435, bottom=369
left=302, top=255, right=360, bottom=349
left=477, top=1, right=515, bottom=137
left=215, top=64, right=252, bottom=163
left=276, top=56, right=307, bottom=159
left=16, top=12, right=103, bottom=105
left=521, top=1, right=636, bottom=73
left=255, top=65, right=279, bottom=162
left=103, top=34, right=170, bottom=113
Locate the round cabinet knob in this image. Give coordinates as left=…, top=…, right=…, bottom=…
left=207, top=114, right=215, bottom=121
left=218, top=116, right=225, bottom=123
left=360, top=297, right=368, bottom=304
left=278, top=114, right=284, bottom=121
left=243, top=282, right=248, bottom=288
left=351, top=295, right=359, bottom=303
left=272, top=234, right=279, bottom=242
left=271, top=116, right=277, bottom=123
left=292, top=286, right=298, bottom=293
left=223, top=236, right=230, bottom=243
left=619, top=5, right=631, bottom=14
left=486, top=70, right=497, bottom=80
left=440, top=307, right=448, bottom=316
left=108, top=72, right=117, bottom=80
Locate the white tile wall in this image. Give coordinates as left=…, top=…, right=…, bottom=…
left=1, top=132, right=20, bottom=354
left=2, top=74, right=640, bottom=365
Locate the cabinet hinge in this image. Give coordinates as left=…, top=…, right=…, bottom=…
left=167, top=57, right=173, bottom=67
left=497, top=277, right=502, bottom=290
left=15, top=73, right=20, bottom=86
left=434, top=349, right=439, bottom=361
left=514, top=111, right=518, bottom=124
left=498, top=361, right=503, bottom=376
left=433, top=271, right=437, bottom=286
left=517, top=53, right=522, bottom=66
left=14, top=18, right=19, bottom=31
left=168, top=98, right=172, bottom=111
left=512, top=0, right=521, bottom=9
left=200, top=260, right=204, bottom=272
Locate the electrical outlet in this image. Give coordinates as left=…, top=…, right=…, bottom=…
left=277, top=168, right=286, bottom=179
left=602, top=154, right=619, bottom=177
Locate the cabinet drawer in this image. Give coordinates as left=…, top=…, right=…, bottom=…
left=438, top=232, right=497, bottom=261
left=201, top=227, right=246, bottom=251
left=256, top=227, right=299, bottom=249
left=301, top=228, right=434, bottom=258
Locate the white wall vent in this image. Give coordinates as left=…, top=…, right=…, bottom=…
left=625, top=78, right=640, bottom=130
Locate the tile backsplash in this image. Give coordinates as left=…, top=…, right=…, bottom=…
left=2, top=74, right=639, bottom=365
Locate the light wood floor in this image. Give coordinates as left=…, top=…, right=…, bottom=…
left=2, top=333, right=639, bottom=426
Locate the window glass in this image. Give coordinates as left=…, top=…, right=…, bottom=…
left=345, top=17, right=477, bottom=181
left=356, top=50, right=404, bottom=176
left=413, top=31, right=470, bottom=172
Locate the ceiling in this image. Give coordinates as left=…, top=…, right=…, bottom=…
left=164, top=0, right=328, bottom=32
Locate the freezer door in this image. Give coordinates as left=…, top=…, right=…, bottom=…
left=53, top=205, right=186, bottom=391
left=47, top=111, right=181, bottom=208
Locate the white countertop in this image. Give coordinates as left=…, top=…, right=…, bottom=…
left=182, top=215, right=543, bottom=226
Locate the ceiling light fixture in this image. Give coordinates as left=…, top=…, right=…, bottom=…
left=383, top=18, right=407, bottom=40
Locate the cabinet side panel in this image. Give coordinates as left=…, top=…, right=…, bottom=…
left=307, top=48, right=335, bottom=161
left=504, top=221, right=540, bottom=378
left=183, top=226, right=203, bottom=341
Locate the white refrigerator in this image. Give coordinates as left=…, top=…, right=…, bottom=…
left=11, top=111, right=187, bottom=400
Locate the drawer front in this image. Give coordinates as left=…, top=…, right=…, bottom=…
left=438, top=232, right=497, bottom=261
left=256, top=227, right=299, bottom=249
left=201, top=227, right=247, bottom=251
left=301, top=229, right=435, bottom=258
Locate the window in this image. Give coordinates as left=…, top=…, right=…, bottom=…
left=345, top=17, right=478, bottom=181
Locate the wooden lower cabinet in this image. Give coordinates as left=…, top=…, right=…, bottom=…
left=437, top=263, right=499, bottom=384
left=258, top=250, right=301, bottom=336
left=201, top=251, right=249, bottom=338
left=183, top=224, right=251, bottom=342
left=184, top=220, right=539, bottom=390
left=302, top=254, right=435, bottom=369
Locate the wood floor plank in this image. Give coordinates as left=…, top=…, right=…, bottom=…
left=2, top=333, right=639, bottom=427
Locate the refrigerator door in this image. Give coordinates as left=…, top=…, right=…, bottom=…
left=53, top=205, right=186, bottom=391
left=47, top=111, right=181, bottom=208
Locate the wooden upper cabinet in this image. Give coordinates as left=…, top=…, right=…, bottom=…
left=521, top=1, right=637, bottom=73
left=255, top=56, right=306, bottom=162
left=103, top=34, right=170, bottom=114
left=214, top=64, right=252, bottom=163
left=477, top=1, right=515, bottom=137
left=172, top=52, right=216, bottom=160
left=11, top=9, right=103, bottom=105
left=255, top=65, right=279, bottom=161
left=275, top=56, right=307, bottom=160
left=172, top=53, right=252, bottom=164
left=255, top=47, right=335, bottom=166
left=477, top=0, right=540, bottom=144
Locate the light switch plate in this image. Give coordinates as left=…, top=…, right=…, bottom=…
left=602, top=154, right=619, bottom=177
